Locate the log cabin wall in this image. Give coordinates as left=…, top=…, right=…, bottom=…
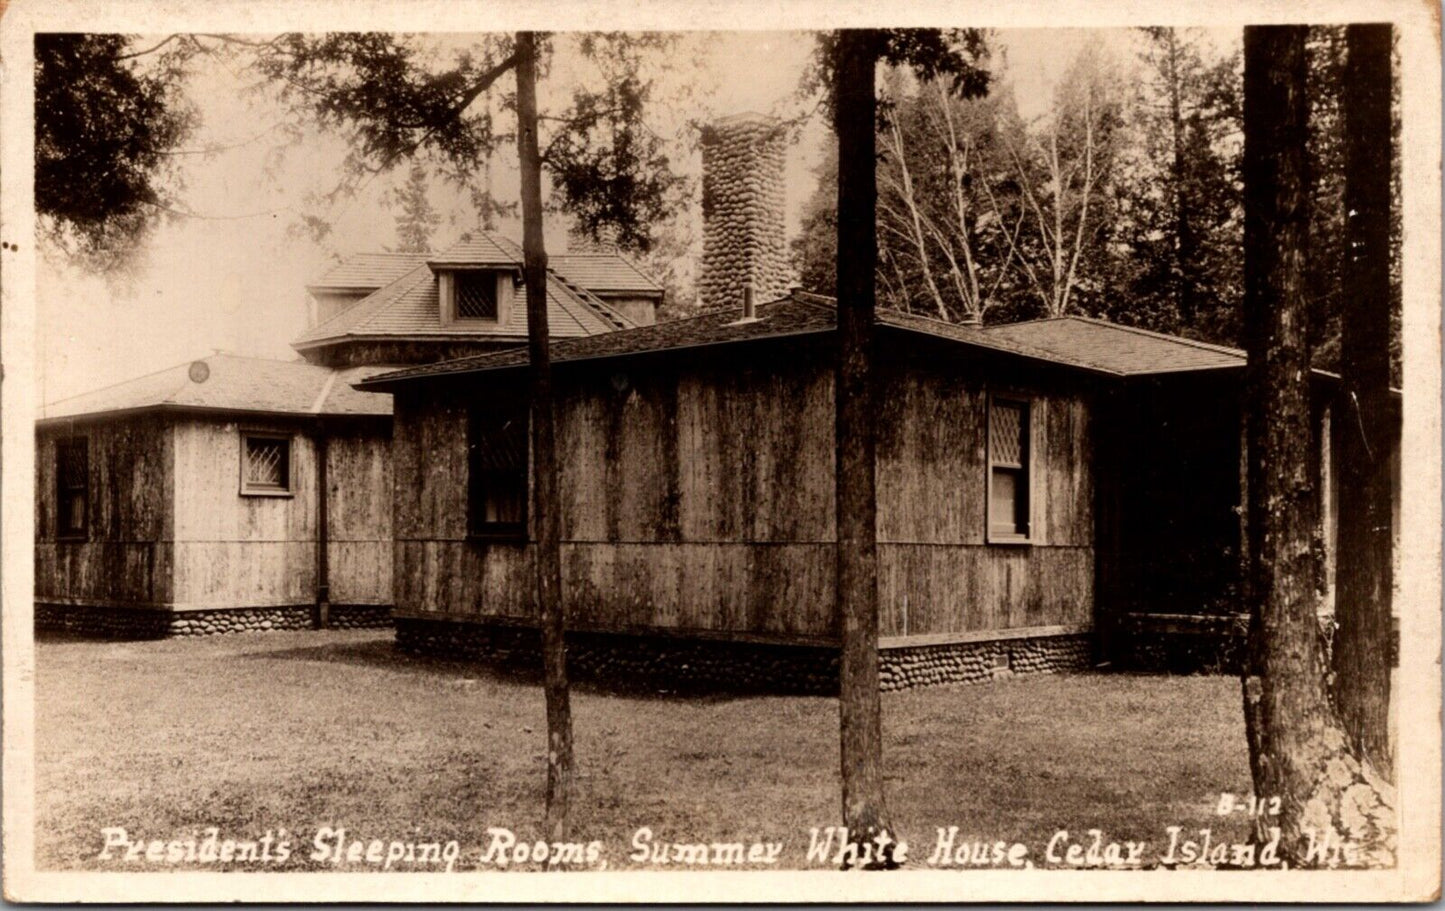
left=170, top=417, right=318, bottom=608
left=35, top=418, right=175, bottom=607
left=168, top=416, right=394, bottom=610
left=873, top=343, right=1096, bottom=639
left=323, top=420, right=394, bottom=606
left=392, top=338, right=840, bottom=641
left=392, top=335, right=1100, bottom=644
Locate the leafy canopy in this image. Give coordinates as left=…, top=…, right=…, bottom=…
left=35, top=33, right=197, bottom=271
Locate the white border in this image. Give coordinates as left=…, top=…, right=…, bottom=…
left=3, top=0, right=1439, bottom=902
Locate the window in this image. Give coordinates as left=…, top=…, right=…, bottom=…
left=56, top=437, right=89, bottom=539
left=987, top=397, right=1031, bottom=542
left=241, top=433, right=292, bottom=496
left=468, top=403, right=528, bottom=538
left=455, top=271, right=499, bottom=320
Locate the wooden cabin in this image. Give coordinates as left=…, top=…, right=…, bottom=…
left=35, top=234, right=661, bottom=637
left=359, top=292, right=1367, bottom=690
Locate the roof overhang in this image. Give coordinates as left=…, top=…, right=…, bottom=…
left=36, top=402, right=392, bottom=429
left=292, top=332, right=533, bottom=352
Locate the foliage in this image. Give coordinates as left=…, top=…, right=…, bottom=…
left=389, top=162, right=441, bottom=253
left=34, top=33, right=197, bottom=272
left=252, top=32, right=680, bottom=254
left=1003, top=40, right=1127, bottom=319
left=1110, top=28, right=1243, bottom=345
left=876, top=79, right=1026, bottom=322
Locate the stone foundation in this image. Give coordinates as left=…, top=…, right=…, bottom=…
left=879, top=635, right=1095, bottom=691
left=395, top=618, right=1095, bottom=694
left=35, top=603, right=392, bottom=639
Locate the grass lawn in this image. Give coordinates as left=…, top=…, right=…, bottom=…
left=33, top=629, right=1254, bottom=872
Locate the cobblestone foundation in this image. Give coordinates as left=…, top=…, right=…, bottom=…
left=395, top=618, right=1095, bottom=693
left=35, top=603, right=392, bottom=638
left=879, top=635, right=1094, bottom=691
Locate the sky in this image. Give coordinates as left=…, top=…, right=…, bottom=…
left=36, top=28, right=1233, bottom=403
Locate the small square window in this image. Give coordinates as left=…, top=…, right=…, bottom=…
left=988, top=397, right=1031, bottom=542
left=242, top=433, right=292, bottom=496
left=455, top=272, right=498, bottom=320
left=56, top=437, right=89, bottom=539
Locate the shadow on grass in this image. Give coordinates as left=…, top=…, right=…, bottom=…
left=243, top=638, right=812, bottom=704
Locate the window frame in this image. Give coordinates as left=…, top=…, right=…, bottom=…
left=55, top=436, right=90, bottom=541
left=239, top=430, right=294, bottom=498
left=985, top=393, right=1035, bottom=545
left=442, top=269, right=511, bottom=325
left=467, top=401, right=530, bottom=542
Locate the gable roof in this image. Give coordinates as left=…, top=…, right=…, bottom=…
left=39, top=354, right=394, bottom=425
left=358, top=294, right=1145, bottom=390
left=309, top=253, right=426, bottom=291
left=981, top=316, right=1247, bottom=376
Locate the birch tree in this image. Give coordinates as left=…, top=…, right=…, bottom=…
left=1004, top=43, right=1122, bottom=318
left=878, top=81, right=1024, bottom=323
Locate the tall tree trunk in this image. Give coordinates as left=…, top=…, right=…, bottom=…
left=833, top=29, right=893, bottom=868
left=1330, top=23, right=1395, bottom=780
left=1240, top=25, right=1395, bottom=868
left=516, top=30, right=573, bottom=846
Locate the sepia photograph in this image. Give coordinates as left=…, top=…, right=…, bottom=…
left=1, top=0, right=1439, bottom=902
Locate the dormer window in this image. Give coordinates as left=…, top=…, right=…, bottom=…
left=440, top=269, right=513, bottom=325
left=456, top=271, right=498, bottom=319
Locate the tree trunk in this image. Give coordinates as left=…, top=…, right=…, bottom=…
left=833, top=30, right=893, bottom=869
left=1240, top=25, right=1395, bottom=868
left=1330, top=23, right=1395, bottom=780
left=516, top=30, right=573, bottom=846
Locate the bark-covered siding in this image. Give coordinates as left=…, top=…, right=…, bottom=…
left=392, top=343, right=839, bottom=639
left=325, top=423, right=394, bottom=606
left=171, top=418, right=318, bottom=608
left=873, top=350, right=1095, bottom=637
left=169, top=417, right=392, bottom=608
left=35, top=418, right=174, bottom=606
left=392, top=337, right=1097, bottom=642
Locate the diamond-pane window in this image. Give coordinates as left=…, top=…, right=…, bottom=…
left=455, top=272, right=498, bottom=320
left=242, top=434, right=291, bottom=495
left=469, top=403, right=528, bottom=537
left=56, top=437, right=89, bottom=539
left=988, top=398, right=1030, bottom=540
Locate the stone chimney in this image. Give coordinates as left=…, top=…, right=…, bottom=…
left=698, top=113, right=789, bottom=311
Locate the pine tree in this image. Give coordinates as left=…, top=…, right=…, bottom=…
left=391, top=162, right=441, bottom=253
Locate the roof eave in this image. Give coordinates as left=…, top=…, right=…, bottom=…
left=357, top=327, right=838, bottom=390
left=37, top=401, right=392, bottom=428
left=292, top=332, right=534, bottom=351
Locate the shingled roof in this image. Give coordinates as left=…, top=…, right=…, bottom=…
left=982, top=316, right=1246, bottom=376
left=358, top=294, right=1141, bottom=389
left=292, top=264, right=633, bottom=350
left=549, top=253, right=663, bottom=295
left=309, top=253, right=426, bottom=291
left=39, top=355, right=394, bottom=425
left=357, top=294, right=1275, bottom=393
left=293, top=234, right=642, bottom=351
